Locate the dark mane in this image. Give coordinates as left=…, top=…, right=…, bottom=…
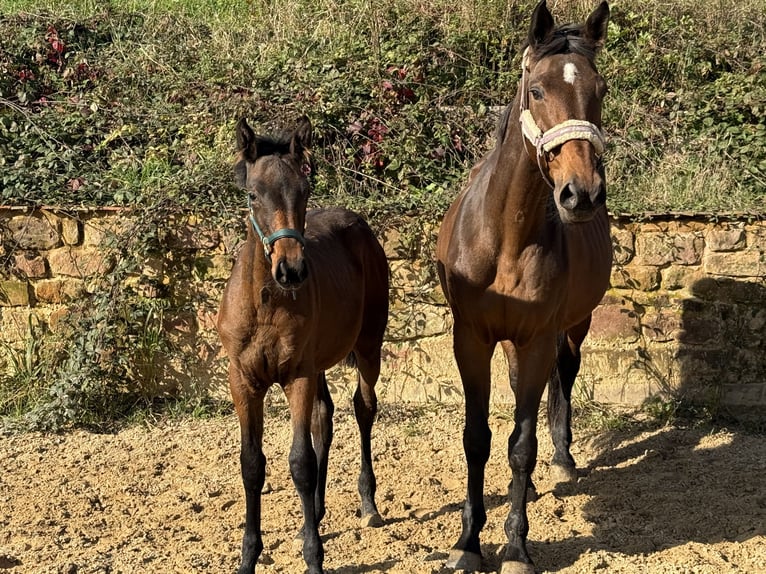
left=244, top=133, right=292, bottom=157
left=526, top=24, right=598, bottom=62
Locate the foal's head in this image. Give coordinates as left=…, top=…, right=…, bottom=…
left=234, top=116, right=313, bottom=290
left=521, top=0, right=610, bottom=223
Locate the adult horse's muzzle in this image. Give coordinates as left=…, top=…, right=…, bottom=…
left=555, top=175, right=607, bottom=224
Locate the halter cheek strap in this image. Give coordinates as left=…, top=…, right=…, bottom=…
left=519, top=48, right=606, bottom=188
left=247, top=194, right=305, bottom=262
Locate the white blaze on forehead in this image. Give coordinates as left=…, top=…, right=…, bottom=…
left=563, top=62, right=579, bottom=85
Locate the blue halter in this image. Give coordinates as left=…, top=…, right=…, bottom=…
left=247, top=194, right=305, bottom=261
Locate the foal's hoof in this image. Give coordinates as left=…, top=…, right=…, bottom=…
left=500, top=560, right=535, bottom=574
left=361, top=512, right=384, bottom=528
left=550, top=463, right=578, bottom=484
left=446, top=549, right=482, bottom=572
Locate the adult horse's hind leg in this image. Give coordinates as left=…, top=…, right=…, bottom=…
left=311, top=372, right=334, bottom=526
left=547, top=317, right=591, bottom=484
left=232, top=382, right=267, bottom=574
left=447, top=324, right=494, bottom=572
left=352, top=347, right=384, bottom=528
left=285, top=375, right=324, bottom=574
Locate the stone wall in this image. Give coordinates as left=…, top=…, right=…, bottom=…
left=1, top=207, right=764, bottom=413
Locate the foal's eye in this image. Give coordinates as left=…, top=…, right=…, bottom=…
left=530, top=87, right=544, bottom=101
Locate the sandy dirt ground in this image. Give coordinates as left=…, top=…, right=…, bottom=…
left=1, top=402, right=764, bottom=574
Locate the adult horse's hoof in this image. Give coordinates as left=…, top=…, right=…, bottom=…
left=550, top=462, right=578, bottom=484
left=361, top=512, right=384, bottom=528
left=500, top=560, right=535, bottom=574
left=446, top=549, right=482, bottom=571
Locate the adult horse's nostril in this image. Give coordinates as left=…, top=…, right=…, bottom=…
left=559, top=182, right=579, bottom=211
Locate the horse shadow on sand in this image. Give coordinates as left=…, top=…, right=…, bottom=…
left=531, top=275, right=766, bottom=572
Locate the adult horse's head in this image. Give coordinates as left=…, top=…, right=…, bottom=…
left=521, top=0, right=610, bottom=224
left=234, top=116, right=313, bottom=291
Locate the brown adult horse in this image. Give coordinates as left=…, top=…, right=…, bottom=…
left=436, top=1, right=612, bottom=573
left=217, top=116, right=389, bottom=574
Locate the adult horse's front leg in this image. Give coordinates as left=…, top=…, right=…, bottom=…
left=285, top=375, right=323, bottom=574
left=447, top=324, right=495, bottom=572
left=547, top=318, right=590, bottom=484
left=231, top=378, right=267, bottom=574
left=502, top=335, right=556, bottom=574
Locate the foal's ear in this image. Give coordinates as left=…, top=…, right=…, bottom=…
left=236, top=117, right=258, bottom=161
left=290, top=115, right=313, bottom=157
left=528, top=0, right=554, bottom=49
left=584, top=1, right=610, bottom=51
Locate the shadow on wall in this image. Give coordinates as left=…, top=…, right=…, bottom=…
left=677, top=276, right=766, bottom=418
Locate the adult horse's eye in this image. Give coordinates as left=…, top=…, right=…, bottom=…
left=530, top=87, right=544, bottom=101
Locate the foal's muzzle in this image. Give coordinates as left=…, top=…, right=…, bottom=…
left=274, top=255, right=308, bottom=290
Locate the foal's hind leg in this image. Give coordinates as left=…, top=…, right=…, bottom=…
left=285, top=375, right=324, bottom=574
left=352, top=348, right=384, bottom=528
left=311, top=372, right=334, bottom=526
left=547, top=317, right=591, bottom=484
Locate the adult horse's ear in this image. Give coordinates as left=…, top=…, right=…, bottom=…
left=584, top=1, right=610, bottom=51
left=291, top=115, right=313, bottom=157
left=528, top=0, right=554, bottom=49
left=236, top=118, right=258, bottom=161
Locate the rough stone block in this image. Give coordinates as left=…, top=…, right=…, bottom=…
left=14, top=253, right=47, bottom=279
left=166, top=222, right=220, bottom=250
left=7, top=214, right=60, bottom=250
left=386, top=300, right=451, bottom=341
left=0, top=281, right=31, bottom=306
left=706, top=227, right=746, bottom=252
left=611, top=227, right=635, bottom=265
left=610, top=264, right=661, bottom=291
left=47, top=247, right=113, bottom=277
left=34, top=279, right=86, bottom=304
left=635, top=232, right=703, bottom=266
left=60, top=215, right=81, bottom=245
left=589, top=302, right=640, bottom=343
left=703, top=250, right=764, bottom=278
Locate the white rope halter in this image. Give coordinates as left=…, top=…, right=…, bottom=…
left=519, top=48, right=606, bottom=188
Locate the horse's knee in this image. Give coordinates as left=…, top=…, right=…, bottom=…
left=463, top=423, right=492, bottom=464
left=289, top=435, right=317, bottom=494
left=508, top=427, right=537, bottom=473
left=240, top=447, right=266, bottom=489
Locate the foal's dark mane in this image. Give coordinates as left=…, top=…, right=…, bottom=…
left=233, top=125, right=312, bottom=188
left=494, top=23, right=599, bottom=146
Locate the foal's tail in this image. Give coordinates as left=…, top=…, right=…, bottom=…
left=344, top=352, right=357, bottom=369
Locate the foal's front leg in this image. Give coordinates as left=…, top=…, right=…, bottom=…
left=285, top=375, right=323, bottom=574
left=232, top=382, right=267, bottom=574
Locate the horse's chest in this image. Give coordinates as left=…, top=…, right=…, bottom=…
left=238, top=323, right=302, bottom=386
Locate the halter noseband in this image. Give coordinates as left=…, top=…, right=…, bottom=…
left=247, top=193, right=305, bottom=262
left=519, top=48, right=606, bottom=188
